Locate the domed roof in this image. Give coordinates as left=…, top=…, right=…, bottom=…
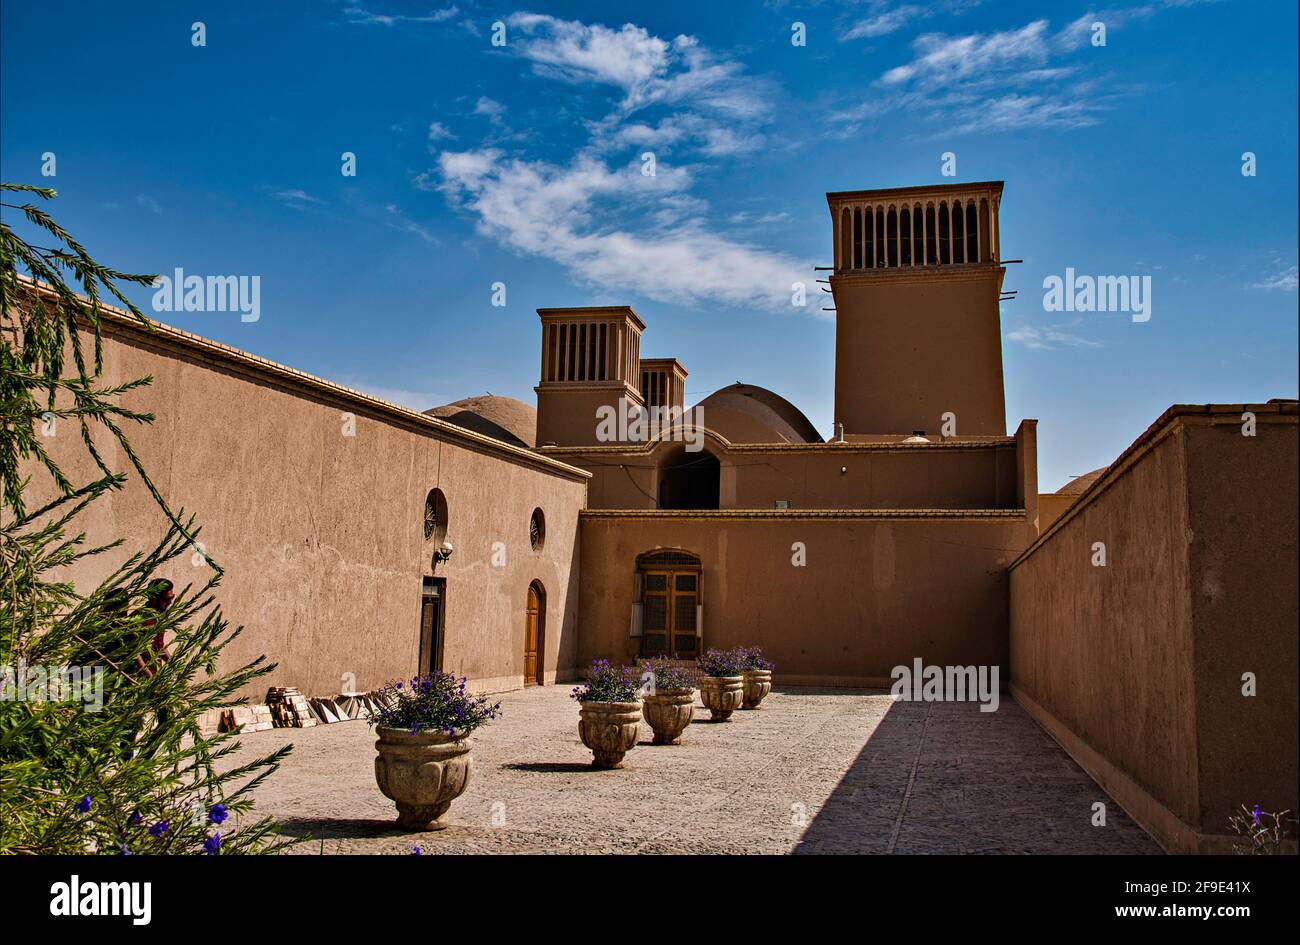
left=425, top=395, right=537, bottom=448
left=1057, top=466, right=1108, bottom=495
left=693, top=383, right=822, bottom=445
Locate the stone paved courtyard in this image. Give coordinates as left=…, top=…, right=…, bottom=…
left=226, top=685, right=1161, bottom=854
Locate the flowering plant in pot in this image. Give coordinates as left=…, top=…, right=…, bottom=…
left=736, top=646, right=775, bottom=710
left=697, top=648, right=746, bottom=722
left=368, top=672, right=501, bottom=830
left=640, top=658, right=698, bottom=745
left=571, top=659, right=642, bottom=768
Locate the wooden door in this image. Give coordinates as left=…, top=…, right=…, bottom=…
left=524, top=584, right=540, bottom=686
left=418, top=579, right=442, bottom=676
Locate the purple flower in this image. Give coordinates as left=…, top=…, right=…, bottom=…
left=208, top=804, right=229, bottom=825
left=203, top=832, right=222, bottom=855
left=77, top=796, right=92, bottom=814
left=1252, top=804, right=1262, bottom=826
left=116, top=844, right=133, bottom=856
left=367, top=671, right=503, bottom=734
left=148, top=821, right=170, bottom=837
left=411, top=845, right=422, bottom=855
left=128, top=810, right=143, bottom=827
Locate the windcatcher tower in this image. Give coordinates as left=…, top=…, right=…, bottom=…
left=827, top=181, right=1008, bottom=437
left=638, top=358, right=687, bottom=416
left=535, top=306, right=645, bottom=446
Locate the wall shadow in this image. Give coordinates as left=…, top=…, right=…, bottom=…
left=792, top=696, right=1161, bottom=855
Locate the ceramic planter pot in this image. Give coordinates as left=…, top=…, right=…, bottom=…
left=742, top=669, right=773, bottom=709
left=642, top=689, right=697, bottom=744
left=373, top=727, right=472, bottom=830
left=699, top=675, right=744, bottom=721
left=578, top=700, right=642, bottom=768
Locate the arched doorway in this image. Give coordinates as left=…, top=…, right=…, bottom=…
left=524, top=581, right=544, bottom=686
left=657, top=445, right=719, bottom=509
left=635, top=549, right=701, bottom=658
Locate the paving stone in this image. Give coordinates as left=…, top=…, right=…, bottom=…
left=221, top=686, right=1162, bottom=855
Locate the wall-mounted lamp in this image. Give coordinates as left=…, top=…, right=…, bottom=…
left=432, top=540, right=454, bottom=567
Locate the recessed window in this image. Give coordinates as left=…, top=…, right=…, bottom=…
left=424, top=489, right=448, bottom=543
left=530, top=508, right=545, bottom=551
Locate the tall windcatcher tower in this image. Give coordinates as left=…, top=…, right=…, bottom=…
left=827, top=181, right=1008, bottom=437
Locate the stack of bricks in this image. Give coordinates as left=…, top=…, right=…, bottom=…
left=220, top=704, right=274, bottom=733
left=266, top=687, right=318, bottom=728
left=197, top=708, right=224, bottom=737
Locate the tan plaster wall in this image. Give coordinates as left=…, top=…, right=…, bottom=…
left=578, top=513, right=1030, bottom=685
left=831, top=270, right=1007, bottom=437
left=38, top=319, right=588, bottom=699
left=557, top=440, right=1023, bottom=511
left=1010, top=430, right=1199, bottom=828
left=1009, top=407, right=1299, bottom=851
left=535, top=384, right=641, bottom=447
left=1182, top=418, right=1299, bottom=837
left=1037, top=493, right=1075, bottom=531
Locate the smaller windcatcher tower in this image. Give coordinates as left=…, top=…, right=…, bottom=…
left=535, top=306, right=645, bottom=447
left=638, top=358, right=688, bottom=418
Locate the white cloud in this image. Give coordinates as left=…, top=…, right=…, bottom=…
left=1056, top=1, right=1224, bottom=49
left=506, top=13, right=670, bottom=106
left=272, top=189, right=325, bottom=209
left=427, top=121, right=455, bottom=141
left=504, top=13, right=770, bottom=120
left=1007, top=323, right=1103, bottom=350
left=384, top=204, right=439, bottom=244
left=592, top=113, right=764, bottom=157
left=830, top=17, right=1117, bottom=137
left=474, top=96, right=506, bottom=120
left=728, top=210, right=791, bottom=226
left=882, top=20, right=1052, bottom=88
left=840, top=1, right=989, bottom=43
left=842, top=4, right=925, bottom=40
left=1253, top=265, right=1298, bottom=291
left=437, top=148, right=814, bottom=313
left=836, top=2, right=1216, bottom=138
left=420, top=14, right=801, bottom=314
left=343, top=4, right=458, bottom=26
left=954, top=91, right=1102, bottom=133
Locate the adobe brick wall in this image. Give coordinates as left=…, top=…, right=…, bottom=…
left=31, top=305, right=590, bottom=700
left=1009, top=404, right=1299, bottom=852
left=578, top=510, right=1029, bottom=686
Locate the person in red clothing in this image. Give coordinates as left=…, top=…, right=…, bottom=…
left=132, top=578, right=174, bottom=678
left=127, top=578, right=175, bottom=759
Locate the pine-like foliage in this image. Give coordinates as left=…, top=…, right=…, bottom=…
left=0, top=182, right=297, bottom=854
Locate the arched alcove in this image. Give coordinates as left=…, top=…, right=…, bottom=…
left=657, top=445, right=720, bottom=510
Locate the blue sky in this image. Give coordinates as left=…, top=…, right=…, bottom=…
left=2, top=0, right=1295, bottom=489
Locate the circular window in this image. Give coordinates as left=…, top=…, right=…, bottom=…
left=424, top=489, right=448, bottom=543
left=529, top=507, right=545, bottom=552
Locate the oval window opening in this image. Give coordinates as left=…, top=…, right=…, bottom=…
left=530, top=508, right=545, bottom=551
left=424, top=489, right=448, bottom=544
